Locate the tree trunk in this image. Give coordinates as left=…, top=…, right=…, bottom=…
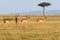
left=43, top=7, right=47, bottom=19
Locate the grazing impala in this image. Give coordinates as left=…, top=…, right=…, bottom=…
left=37, top=18, right=47, bottom=22
left=21, top=16, right=29, bottom=23
left=3, top=18, right=11, bottom=23
left=21, top=19, right=28, bottom=23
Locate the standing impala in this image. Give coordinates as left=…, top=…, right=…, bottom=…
left=37, top=18, right=46, bottom=22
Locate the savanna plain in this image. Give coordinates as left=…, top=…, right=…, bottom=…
left=0, top=14, right=60, bottom=40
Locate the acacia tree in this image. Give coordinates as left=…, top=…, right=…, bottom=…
left=38, top=2, right=51, bottom=19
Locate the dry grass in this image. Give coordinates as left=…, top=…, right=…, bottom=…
left=0, top=14, right=60, bottom=40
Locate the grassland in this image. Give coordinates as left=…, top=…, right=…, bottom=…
left=0, top=14, right=60, bottom=40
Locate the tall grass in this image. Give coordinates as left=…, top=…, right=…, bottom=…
left=0, top=15, right=60, bottom=40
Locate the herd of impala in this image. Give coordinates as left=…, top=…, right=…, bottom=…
left=3, top=16, right=47, bottom=23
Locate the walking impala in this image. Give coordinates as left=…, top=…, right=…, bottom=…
left=3, top=18, right=11, bottom=23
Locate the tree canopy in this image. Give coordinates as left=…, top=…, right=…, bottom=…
left=38, top=2, right=51, bottom=7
